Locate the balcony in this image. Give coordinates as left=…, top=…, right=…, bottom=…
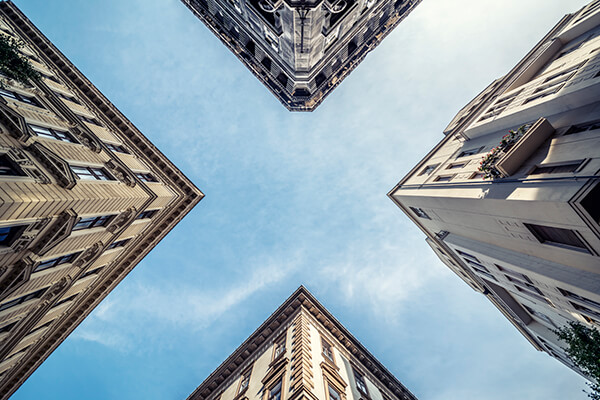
left=478, top=117, right=555, bottom=179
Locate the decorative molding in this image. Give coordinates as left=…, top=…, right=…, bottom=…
left=261, top=356, right=288, bottom=387
left=69, top=126, right=101, bottom=153
left=26, top=142, right=76, bottom=189
left=105, top=207, right=137, bottom=234
left=30, top=210, right=77, bottom=256
left=104, top=159, right=136, bottom=187
left=0, top=99, right=29, bottom=142
left=72, top=242, right=103, bottom=269
left=0, top=258, right=34, bottom=303
left=288, top=312, right=315, bottom=399
left=0, top=276, right=71, bottom=361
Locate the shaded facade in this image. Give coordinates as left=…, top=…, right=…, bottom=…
left=389, top=0, right=600, bottom=379
left=186, top=287, right=417, bottom=400
left=181, top=0, right=420, bottom=111
left=0, top=2, right=203, bottom=398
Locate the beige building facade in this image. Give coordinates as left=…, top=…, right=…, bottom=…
left=389, top=0, right=600, bottom=378
left=186, top=287, right=417, bottom=400
left=0, top=2, right=203, bottom=398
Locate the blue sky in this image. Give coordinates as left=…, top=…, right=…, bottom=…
left=10, top=0, right=593, bottom=399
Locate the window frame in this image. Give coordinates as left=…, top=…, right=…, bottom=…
left=321, top=337, right=335, bottom=365
left=524, top=222, right=592, bottom=254
left=70, top=165, right=115, bottom=181
left=352, top=368, right=369, bottom=397
left=72, top=215, right=114, bottom=231
left=28, top=123, right=78, bottom=143
left=33, top=251, right=81, bottom=273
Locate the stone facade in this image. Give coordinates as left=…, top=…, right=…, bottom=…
left=0, top=2, right=203, bottom=398
left=389, top=0, right=600, bottom=379
left=186, top=287, right=417, bottom=400
left=180, top=0, right=421, bottom=111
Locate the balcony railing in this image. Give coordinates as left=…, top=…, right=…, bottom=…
left=478, top=117, right=554, bottom=179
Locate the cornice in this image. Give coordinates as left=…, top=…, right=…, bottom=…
left=187, top=287, right=418, bottom=400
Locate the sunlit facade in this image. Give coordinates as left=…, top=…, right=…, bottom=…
left=389, top=0, right=600, bottom=378
left=180, top=0, right=420, bottom=111
left=0, top=2, right=203, bottom=398
left=186, top=287, right=418, bottom=400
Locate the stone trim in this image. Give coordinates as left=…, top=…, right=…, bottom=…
left=30, top=209, right=77, bottom=256
left=26, top=141, right=76, bottom=189
left=0, top=99, right=29, bottom=142
left=0, top=258, right=34, bottom=303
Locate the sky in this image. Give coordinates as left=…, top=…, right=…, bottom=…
left=8, top=0, right=595, bottom=399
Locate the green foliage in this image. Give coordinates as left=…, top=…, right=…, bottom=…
left=0, top=34, right=41, bottom=87
left=555, top=322, right=600, bottom=399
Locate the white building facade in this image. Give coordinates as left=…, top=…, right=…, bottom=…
left=389, top=0, right=600, bottom=378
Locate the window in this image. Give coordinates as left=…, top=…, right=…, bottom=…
left=53, top=293, right=77, bottom=308
left=322, top=338, right=335, bottom=364
left=70, top=165, right=114, bottom=181
left=135, top=172, right=158, bottom=183
left=273, top=334, right=286, bottom=359
left=107, top=238, right=130, bottom=250
left=581, top=183, right=600, bottom=223
left=434, top=175, right=453, bottom=182
left=0, top=224, right=26, bottom=247
left=105, top=143, right=130, bottom=154
left=466, top=260, right=497, bottom=281
left=571, top=302, right=600, bottom=319
left=419, top=164, right=438, bottom=176
left=495, top=265, right=532, bottom=282
left=455, top=249, right=479, bottom=262
left=29, top=124, right=77, bottom=143
left=238, top=367, right=252, bottom=394
left=479, top=91, right=521, bottom=121
left=0, top=320, right=17, bottom=334
left=523, top=305, right=555, bottom=327
left=564, top=120, right=600, bottom=135
left=530, top=161, right=583, bottom=175
left=136, top=209, right=158, bottom=220
left=524, top=64, right=581, bottom=104
left=353, top=369, right=368, bottom=396
left=53, top=90, right=80, bottom=104
left=446, top=162, right=466, bottom=169
left=409, top=206, right=430, bottom=219
left=524, top=223, right=590, bottom=253
left=457, top=147, right=484, bottom=158
left=0, top=287, right=47, bottom=312
left=506, top=276, right=543, bottom=294
left=559, top=289, right=600, bottom=311
left=80, top=266, right=102, bottom=279
left=328, top=384, right=342, bottom=400
left=42, top=73, right=60, bottom=84
left=0, top=88, right=43, bottom=107
left=268, top=379, right=282, bottom=400
left=514, top=285, right=551, bottom=305
left=0, top=154, right=25, bottom=176
left=469, top=172, right=485, bottom=179
left=73, top=215, right=113, bottom=231
left=76, top=114, right=102, bottom=126
left=33, top=251, right=81, bottom=273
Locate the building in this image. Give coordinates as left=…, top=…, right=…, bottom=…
left=186, top=286, right=418, bottom=400
left=180, top=0, right=420, bottom=111
left=388, top=0, right=600, bottom=378
left=0, top=2, right=203, bottom=398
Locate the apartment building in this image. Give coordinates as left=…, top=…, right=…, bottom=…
left=0, top=2, right=203, bottom=398
left=186, top=287, right=417, bottom=400
left=389, top=0, right=600, bottom=378
left=180, top=0, right=421, bottom=111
